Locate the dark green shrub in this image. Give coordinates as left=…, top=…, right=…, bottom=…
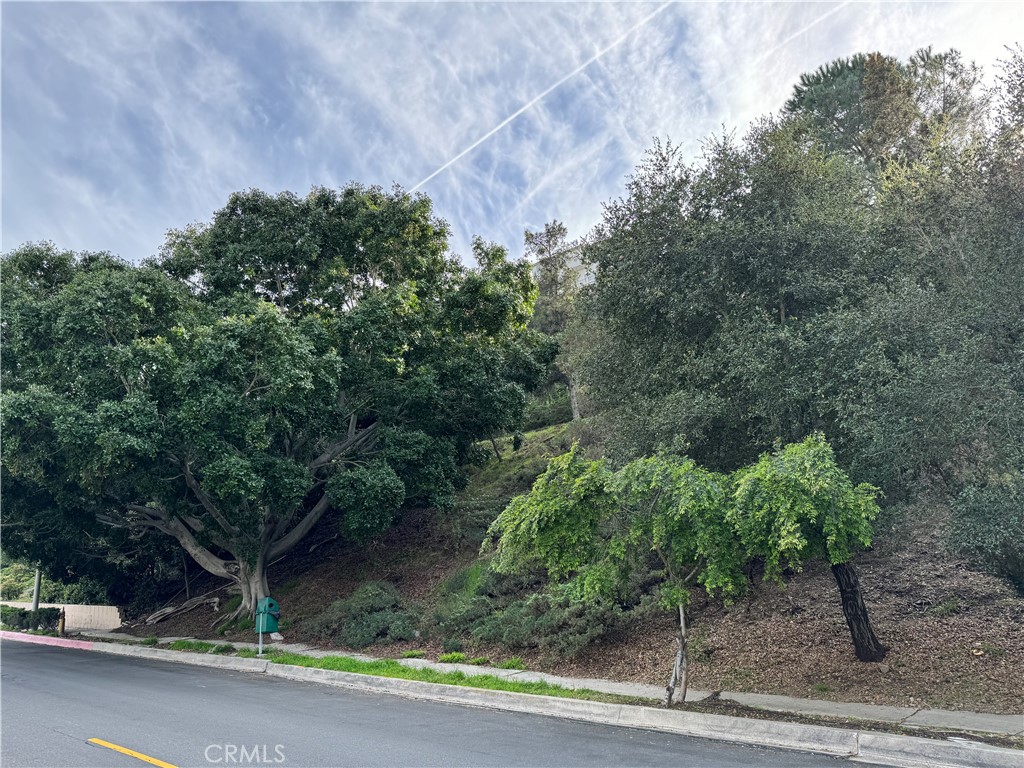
left=431, top=565, right=542, bottom=639
left=305, top=582, right=417, bottom=649
left=470, top=586, right=630, bottom=658
left=0, top=605, right=24, bottom=628
left=441, top=638, right=463, bottom=653
left=950, top=475, right=1024, bottom=592
left=141, top=636, right=159, bottom=646
left=0, top=606, right=60, bottom=631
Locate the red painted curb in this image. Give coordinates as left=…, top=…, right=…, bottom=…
left=0, top=630, right=94, bottom=650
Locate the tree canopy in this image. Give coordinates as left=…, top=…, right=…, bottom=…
left=570, top=47, right=1024, bottom=496
left=1, top=186, right=551, bottom=616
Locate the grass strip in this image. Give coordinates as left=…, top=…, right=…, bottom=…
left=167, top=639, right=217, bottom=652
left=236, top=648, right=649, bottom=706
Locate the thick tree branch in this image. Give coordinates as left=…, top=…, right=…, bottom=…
left=115, top=503, right=235, bottom=581
left=164, top=516, right=235, bottom=580
left=268, top=491, right=333, bottom=561
left=273, top=480, right=326, bottom=540
left=308, top=421, right=380, bottom=470
left=182, top=461, right=243, bottom=539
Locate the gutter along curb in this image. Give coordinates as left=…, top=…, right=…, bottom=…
left=3, top=631, right=1020, bottom=768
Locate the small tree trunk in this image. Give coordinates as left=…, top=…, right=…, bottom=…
left=664, top=603, right=689, bottom=707
left=831, top=562, right=887, bottom=662
left=182, top=552, right=191, bottom=600
left=566, top=376, right=581, bottom=421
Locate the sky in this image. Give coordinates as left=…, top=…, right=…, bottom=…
left=2, top=1, right=1021, bottom=263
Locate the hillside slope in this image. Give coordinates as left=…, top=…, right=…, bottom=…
left=121, top=425, right=1023, bottom=714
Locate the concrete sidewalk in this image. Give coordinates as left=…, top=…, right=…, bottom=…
left=79, top=630, right=1023, bottom=738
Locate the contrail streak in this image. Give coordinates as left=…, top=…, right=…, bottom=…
left=496, top=0, right=855, bottom=230
left=409, top=2, right=674, bottom=192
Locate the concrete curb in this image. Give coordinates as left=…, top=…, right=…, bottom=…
left=91, top=641, right=270, bottom=674
left=4, top=631, right=1020, bottom=768
left=72, top=631, right=1024, bottom=737
left=856, top=733, right=1022, bottom=768
left=0, top=631, right=94, bottom=651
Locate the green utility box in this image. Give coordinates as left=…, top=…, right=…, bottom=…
left=255, top=597, right=280, bottom=633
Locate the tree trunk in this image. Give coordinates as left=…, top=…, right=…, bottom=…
left=237, top=562, right=269, bottom=614
left=831, top=562, right=887, bottom=662
left=217, top=558, right=271, bottom=627
left=664, top=603, right=689, bottom=707
left=566, top=375, right=581, bottom=421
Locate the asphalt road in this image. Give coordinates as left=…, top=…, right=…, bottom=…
left=2, top=642, right=865, bottom=768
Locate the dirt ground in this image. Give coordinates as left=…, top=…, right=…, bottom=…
left=120, top=502, right=1024, bottom=715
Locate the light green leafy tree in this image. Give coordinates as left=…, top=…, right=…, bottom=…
left=730, top=436, right=886, bottom=661
left=487, top=435, right=884, bottom=705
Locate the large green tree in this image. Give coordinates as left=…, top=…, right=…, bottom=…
left=571, top=49, right=1020, bottom=499
left=2, top=186, right=550, bottom=617
left=785, top=47, right=986, bottom=167
left=574, top=128, right=879, bottom=471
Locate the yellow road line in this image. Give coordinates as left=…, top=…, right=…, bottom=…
left=87, top=738, right=178, bottom=768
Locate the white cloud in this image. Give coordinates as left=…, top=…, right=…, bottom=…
left=2, top=2, right=1019, bottom=263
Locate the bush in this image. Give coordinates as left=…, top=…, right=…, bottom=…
left=41, top=577, right=109, bottom=604
left=950, top=474, right=1024, bottom=592
left=0, top=606, right=60, bottom=631
left=430, top=559, right=648, bottom=660
left=496, top=657, right=525, bottom=670
left=304, top=582, right=417, bottom=649
left=0, top=605, right=22, bottom=628
left=141, top=636, right=159, bottom=646
left=440, top=638, right=464, bottom=653
left=470, top=585, right=631, bottom=658
left=401, top=649, right=425, bottom=658
left=437, top=652, right=467, bottom=663
left=431, top=565, right=541, bottom=640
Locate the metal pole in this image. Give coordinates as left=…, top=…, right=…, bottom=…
left=31, top=568, right=42, bottom=611
left=258, top=630, right=263, bottom=656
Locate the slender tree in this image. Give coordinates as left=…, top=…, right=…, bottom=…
left=730, top=436, right=887, bottom=662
